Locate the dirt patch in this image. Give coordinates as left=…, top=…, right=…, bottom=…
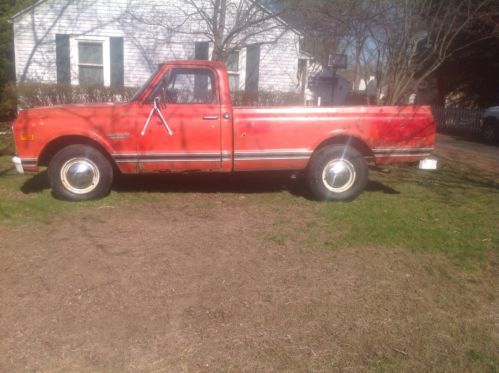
left=0, top=195, right=496, bottom=372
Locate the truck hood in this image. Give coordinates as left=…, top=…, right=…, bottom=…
left=18, top=102, right=126, bottom=119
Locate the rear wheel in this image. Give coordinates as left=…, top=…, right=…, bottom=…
left=48, top=144, right=113, bottom=201
left=308, top=145, right=368, bottom=201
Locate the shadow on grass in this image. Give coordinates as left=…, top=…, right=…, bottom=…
left=19, top=170, right=401, bottom=199
left=21, top=171, right=50, bottom=194
left=113, top=172, right=403, bottom=199
left=365, top=180, right=400, bottom=194
left=382, top=163, right=499, bottom=209
left=407, top=163, right=499, bottom=191
left=17, top=161, right=497, bottom=204
left=113, top=171, right=309, bottom=198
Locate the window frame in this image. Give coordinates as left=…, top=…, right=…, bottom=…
left=226, top=51, right=240, bottom=91
left=147, top=67, right=219, bottom=106
left=70, top=36, right=110, bottom=86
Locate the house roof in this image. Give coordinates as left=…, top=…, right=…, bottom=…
left=11, top=0, right=49, bottom=21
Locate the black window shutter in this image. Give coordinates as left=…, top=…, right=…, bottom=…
left=55, top=34, right=70, bottom=84
left=245, top=45, right=260, bottom=92
left=195, top=42, right=209, bottom=60
left=110, top=37, right=124, bottom=87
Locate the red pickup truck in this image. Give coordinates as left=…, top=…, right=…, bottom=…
left=11, top=60, right=436, bottom=201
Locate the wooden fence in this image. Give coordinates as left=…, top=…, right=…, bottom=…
left=432, top=106, right=483, bottom=135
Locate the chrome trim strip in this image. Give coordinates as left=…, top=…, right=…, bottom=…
left=235, top=156, right=310, bottom=161
left=113, top=150, right=312, bottom=163
left=116, top=159, right=220, bottom=163
left=106, top=133, right=130, bottom=139
left=234, top=149, right=312, bottom=161
left=20, top=158, right=37, bottom=165
left=372, top=147, right=434, bottom=153
left=234, top=149, right=312, bottom=155
left=113, top=153, right=221, bottom=161
left=113, top=152, right=221, bottom=158
left=375, top=153, right=431, bottom=157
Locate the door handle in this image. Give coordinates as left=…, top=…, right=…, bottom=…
left=202, top=116, right=219, bottom=120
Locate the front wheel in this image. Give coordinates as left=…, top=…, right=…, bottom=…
left=308, top=145, right=368, bottom=201
left=48, top=144, right=113, bottom=201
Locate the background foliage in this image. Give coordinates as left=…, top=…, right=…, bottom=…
left=0, top=0, right=498, bottom=118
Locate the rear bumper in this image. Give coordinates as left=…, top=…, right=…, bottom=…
left=12, top=156, right=38, bottom=174
left=373, top=147, right=434, bottom=164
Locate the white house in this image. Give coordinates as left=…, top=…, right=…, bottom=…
left=11, top=0, right=306, bottom=93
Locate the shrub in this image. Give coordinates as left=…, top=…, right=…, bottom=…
left=5, top=82, right=137, bottom=112
left=0, top=83, right=303, bottom=120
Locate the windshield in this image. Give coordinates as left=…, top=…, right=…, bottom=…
left=130, top=65, right=163, bottom=102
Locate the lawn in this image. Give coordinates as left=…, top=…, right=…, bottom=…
left=1, top=138, right=497, bottom=265
left=0, top=132, right=498, bottom=372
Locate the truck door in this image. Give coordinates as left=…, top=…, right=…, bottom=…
left=136, top=67, right=222, bottom=172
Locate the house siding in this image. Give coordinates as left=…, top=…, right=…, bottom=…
left=13, top=0, right=301, bottom=92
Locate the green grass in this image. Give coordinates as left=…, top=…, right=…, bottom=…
left=1, top=139, right=498, bottom=264
left=1, top=137, right=497, bottom=372
left=0, top=150, right=159, bottom=224
left=310, top=164, right=498, bottom=263
left=259, top=162, right=498, bottom=265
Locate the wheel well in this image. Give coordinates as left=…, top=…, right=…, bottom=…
left=39, top=135, right=116, bottom=169
left=311, top=135, right=374, bottom=162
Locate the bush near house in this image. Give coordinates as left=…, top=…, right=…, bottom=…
left=2, top=83, right=303, bottom=114
left=5, top=82, right=136, bottom=110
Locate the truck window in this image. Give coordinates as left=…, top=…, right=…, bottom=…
left=151, top=68, right=216, bottom=105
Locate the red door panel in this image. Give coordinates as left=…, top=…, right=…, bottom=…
left=135, top=67, right=223, bottom=172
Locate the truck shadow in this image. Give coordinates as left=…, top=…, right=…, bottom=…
left=20, top=170, right=400, bottom=199
left=112, top=172, right=400, bottom=199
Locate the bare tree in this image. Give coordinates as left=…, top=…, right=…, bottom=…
left=366, top=0, right=498, bottom=104
left=122, top=0, right=292, bottom=64
left=280, top=0, right=497, bottom=105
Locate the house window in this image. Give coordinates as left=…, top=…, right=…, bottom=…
left=78, top=42, right=104, bottom=85
left=69, top=36, right=110, bottom=86
left=226, top=51, right=240, bottom=91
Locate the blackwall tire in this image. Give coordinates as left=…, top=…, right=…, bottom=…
left=308, top=144, right=368, bottom=201
left=48, top=144, right=113, bottom=201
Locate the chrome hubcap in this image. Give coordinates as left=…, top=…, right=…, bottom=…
left=60, top=158, right=100, bottom=194
left=322, top=159, right=356, bottom=193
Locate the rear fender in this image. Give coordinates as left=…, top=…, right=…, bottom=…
left=311, top=130, right=374, bottom=159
